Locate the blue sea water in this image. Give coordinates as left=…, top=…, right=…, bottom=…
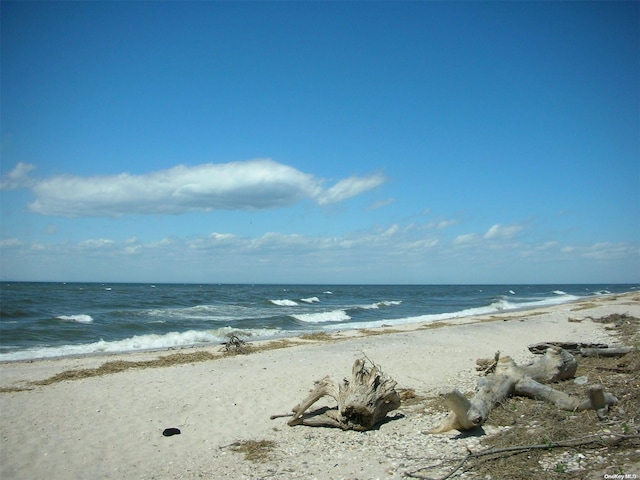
left=0, top=283, right=637, bottom=362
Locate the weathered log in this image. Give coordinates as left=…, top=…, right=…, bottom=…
left=431, top=348, right=617, bottom=434
left=580, top=346, right=634, bottom=357
left=287, top=358, right=401, bottom=431
left=528, top=341, right=609, bottom=354
left=520, top=346, right=578, bottom=382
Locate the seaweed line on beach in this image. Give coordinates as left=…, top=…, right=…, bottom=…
left=0, top=334, right=329, bottom=391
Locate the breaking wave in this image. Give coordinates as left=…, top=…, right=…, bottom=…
left=56, top=314, right=94, bottom=324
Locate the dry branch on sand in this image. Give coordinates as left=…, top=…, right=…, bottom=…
left=406, top=433, right=640, bottom=480
left=274, top=358, right=401, bottom=431
left=431, top=347, right=618, bottom=434
left=221, top=334, right=253, bottom=355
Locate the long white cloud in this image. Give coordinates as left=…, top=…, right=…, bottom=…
left=2, top=159, right=385, bottom=217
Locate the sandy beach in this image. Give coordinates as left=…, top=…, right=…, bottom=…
left=1, top=292, right=638, bottom=479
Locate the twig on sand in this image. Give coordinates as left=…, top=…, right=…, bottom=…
left=405, top=433, right=640, bottom=480
left=221, top=334, right=253, bottom=355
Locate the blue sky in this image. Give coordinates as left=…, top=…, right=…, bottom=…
left=1, top=1, right=638, bottom=284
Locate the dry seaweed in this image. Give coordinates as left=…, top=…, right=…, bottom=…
left=225, top=440, right=277, bottom=462
left=31, top=351, right=216, bottom=386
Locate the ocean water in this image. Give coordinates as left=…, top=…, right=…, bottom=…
left=0, top=283, right=637, bottom=362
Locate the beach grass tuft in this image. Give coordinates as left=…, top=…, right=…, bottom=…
left=228, top=439, right=277, bottom=462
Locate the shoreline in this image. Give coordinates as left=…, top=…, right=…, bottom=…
left=0, top=290, right=633, bottom=367
left=1, top=292, right=638, bottom=479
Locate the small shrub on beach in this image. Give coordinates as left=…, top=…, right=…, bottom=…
left=228, top=440, right=276, bottom=462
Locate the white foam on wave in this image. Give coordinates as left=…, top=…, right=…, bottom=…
left=292, top=309, right=351, bottom=323
left=270, top=299, right=299, bottom=306
left=321, top=292, right=581, bottom=331
left=300, top=297, right=320, bottom=304
left=0, top=327, right=283, bottom=362
left=56, top=314, right=94, bottom=324
left=553, top=290, right=567, bottom=295
left=361, top=300, right=402, bottom=310
left=144, top=304, right=260, bottom=321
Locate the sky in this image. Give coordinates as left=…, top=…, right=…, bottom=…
left=1, top=1, right=638, bottom=285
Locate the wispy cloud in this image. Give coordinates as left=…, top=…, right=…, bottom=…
left=2, top=159, right=386, bottom=217
left=483, top=223, right=523, bottom=239
left=1, top=224, right=637, bottom=283
left=316, top=173, right=386, bottom=205
left=0, top=162, right=36, bottom=190
left=368, top=197, right=395, bottom=210
left=454, top=233, right=479, bottom=245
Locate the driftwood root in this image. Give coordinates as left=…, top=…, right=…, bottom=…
left=286, top=358, right=400, bottom=431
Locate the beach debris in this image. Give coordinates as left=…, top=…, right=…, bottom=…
left=223, top=440, right=276, bottom=462
left=574, top=375, right=589, bottom=385
left=277, top=358, right=400, bottom=431
left=579, top=346, right=634, bottom=357
left=528, top=341, right=608, bottom=354
left=528, top=341, right=634, bottom=358
left=406, top=433, right=640, bottom=480
left=162, top=428, right=181, bottom=436
left=221, top=334, right=253, bottom=355
left=431, top=347, right=618, bottom=434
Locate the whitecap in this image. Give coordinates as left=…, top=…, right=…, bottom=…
left=56, top=314, right=94, bottom=324
left=300, top=297, right=320, bottom=304
left=270, top=299, right=299, bottom=306
left=292, top=309, right=351, bottom=323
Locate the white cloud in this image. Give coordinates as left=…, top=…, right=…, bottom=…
left=17, top=159, right=386, bottom=217
left=454, top=233, right=479, bottom=245
left=79, top=238, right=116, bottom=249
left=582, top=242, right=639, bottom=261
left=407, top=239, right=439, bottom=249
left=0, top=238, right=23, bottom=248
left=369, top=198, right=395, bottom=210
left=2, top=224, right=637, bottom=283
left=382, top=224, right=400, bottom=237
left=316, top=173, right=386, bottom=205
left=483, top=223, right=523, bottom=239
left=437, top=219, right=458, bottom=230
left=0, top=162, right=36, bottom=190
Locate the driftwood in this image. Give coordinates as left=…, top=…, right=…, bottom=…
left=528, top=342, right=634, bottom=358
left=528, top=341, right=608, bottom=354
left=221, top=334, right=253, bottom=355
left=284, top=358, right=401, bottom=431
left=580, top=346, right=634, bottom=357
left=431, top=347, right=618, bottom=433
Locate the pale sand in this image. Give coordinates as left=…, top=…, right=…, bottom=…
left=1, top=293, right=638, bottom=480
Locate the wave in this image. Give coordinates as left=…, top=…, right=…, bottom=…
left=0, top=327, right=284, bottom=362
left=321, top=292, right=582, bottom=331
left=143, top=304, right=261, bottom=322
left=291, top=309, right=351, bottom=324
left=300, top=297, right=320, bottom=304
left=56, top=314, right=94, bottom=324
left=361, top=300, right=402, bottom=309
left=270, top=299, right=299, bottom=306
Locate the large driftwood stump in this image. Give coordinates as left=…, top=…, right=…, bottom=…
left=431, top=347, right=618, bottom=433
left=286, top=358, right=401, bottom=431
